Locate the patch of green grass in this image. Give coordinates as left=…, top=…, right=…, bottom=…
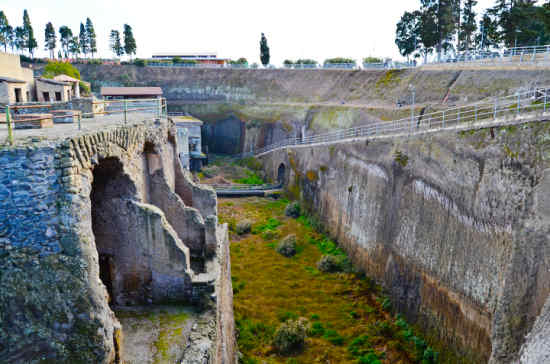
left=236, top=317, right=275, bottom=351
left=235, top=170, right=264, bottom=185
left=252, top=217, right=282, bottom=234
left=323, top=329, right=345, bottom=346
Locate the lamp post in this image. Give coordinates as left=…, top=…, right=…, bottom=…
left=409, top=84, right=416, bottom=132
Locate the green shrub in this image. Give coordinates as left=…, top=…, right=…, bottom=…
left=277, top=234, right=297, bottom=257
left=348, top=335, right=372, bottom=357
left=310, top=313, right=320, bottom=321
left=236, top=318, right=275, bottom=351
left=317, top=255, right=349, bottom=273
left=363, top=56, right=383, bottom=64
left=358, top=353, right=382, bottom=364
left=285, top=202, right=301, bottom=218
left=79, top=81, right=91, bottom=96
left=272, top=318, right=309, bottom=355
left=236, top=220, right=252, bottom=235
left=42, top=61, right=81, bottom=80
left=261, top=229, right=280, bottom=241
left=308, top=322, right=325, bottom=336
left=134, top=58, right=147, bottom=67
left=235, top=170, right=264, bottom=185
left=277, top=310, right=299, bottom=322
left=324, top=57, right=356, bottom=65
left=322, top=329, right=344, bottom=346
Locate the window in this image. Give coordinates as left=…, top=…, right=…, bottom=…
left=55, top=92, right=62, bottom=101
left=14, top=88, right=22, bottom=103
left=43, top=92, right=50, bottom=102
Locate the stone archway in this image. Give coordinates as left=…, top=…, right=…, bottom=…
left=277, top=163, right=286, bottom=185
left=90, top=156, right=145, bottom=306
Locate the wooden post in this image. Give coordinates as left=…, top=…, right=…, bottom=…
left=6, top=106, right=13, bottom=145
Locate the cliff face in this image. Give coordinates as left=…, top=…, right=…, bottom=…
left=259, top=123, right=550, bottom=363
left=77, top=65, right=550, bottom=155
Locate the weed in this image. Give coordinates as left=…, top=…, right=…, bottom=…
left=323, top=329, right=345, bottom=346
left=308, top=321, right=325, bottom=337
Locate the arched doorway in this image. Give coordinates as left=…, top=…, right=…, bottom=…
left=277, top=163, right=286, bottom=185
left=91, top=157, right=140, bottom=305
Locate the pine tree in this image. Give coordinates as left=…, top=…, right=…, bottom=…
left=459, top=0, right=477, bottom=50
left=69, top=36, right=80, bottom=58
left=395, top=11, right=422, bottom=61
left=420, top=0, right=456, bottom=61
left=260, top=33, right=270, bottom=66
left=86, top=18, right=97, bottom=58
left=0, top=11, right=10, bottom=52
left=59, top=26, right=73, bottom=56
left=44, top=22, right=56, bottom=59
left=6, top=25, right=14, bottom=52
left=14, top=26, right=26, bottom=53
left=123, top=24, right=136, bottom=58
left=79, top=22, right=88, bottom=57
left=109, top=30, right=124, bottom=57
left=22, top=10, right=37, bottom=57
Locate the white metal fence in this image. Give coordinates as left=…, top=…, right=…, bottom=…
left=2, top=98, right=167, bottom=145
left=246, top=87, right=550, bottom=157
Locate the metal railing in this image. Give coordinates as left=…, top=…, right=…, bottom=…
left=250, top=86, right=550, bottom=157
left=207, top=182, right=282, bottom=191
left=2, top=97, right=168, bottom=145
left=427, top=44, right=550, bottom=66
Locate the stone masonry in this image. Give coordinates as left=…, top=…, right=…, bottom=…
left=0, top=117, right=235, bottom=363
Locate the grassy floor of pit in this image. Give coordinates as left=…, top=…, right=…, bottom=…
left=220, top=197, right=469, bottom=364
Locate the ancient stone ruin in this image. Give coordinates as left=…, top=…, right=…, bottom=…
left=0, top=117, right=235, bottom=363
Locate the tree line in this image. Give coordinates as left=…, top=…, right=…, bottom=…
left=395, top=0, right=550, bottom=63
left=0, top=9, right=136, bottom=59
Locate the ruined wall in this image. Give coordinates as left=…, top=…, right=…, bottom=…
left=0, top=118, right=234, bottom=363
left=260, top=122, right=550, bottom=364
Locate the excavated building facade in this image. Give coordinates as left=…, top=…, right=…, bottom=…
left=0, top=118, right=235, bottom=363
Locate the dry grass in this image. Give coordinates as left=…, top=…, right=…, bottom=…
left=220, top=197, right=447, bottom=364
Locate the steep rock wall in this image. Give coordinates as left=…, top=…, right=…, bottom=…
left=77, top=65, right=550, bottom=154
left=259, top=122, right=550, bottom=363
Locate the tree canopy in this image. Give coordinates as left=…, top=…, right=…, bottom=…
left=44, top=22, right=56, bottom=58
left=43, top=60, right=81, bottom=80
left=395, top=0, right=550, bottom=62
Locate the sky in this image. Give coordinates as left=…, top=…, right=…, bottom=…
left=2, top=0, right=501, bottom=65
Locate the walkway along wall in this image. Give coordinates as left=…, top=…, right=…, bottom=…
left=259, top=122, right=550, bottom=364
left=0, top=118, right=235, bottom=363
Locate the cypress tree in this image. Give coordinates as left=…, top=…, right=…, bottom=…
left=69, top=36, right=80, bottom=58
left=0, top=11, right=10, bottom=52
left=110, top=30, right=124, bottom=57
left=22, top=10, right=37, bottom=57
left=79, top=22, right=88, bottom=57
left=59, top=26, right=73, bottom=56
left=44, top=22, right=57, bottom=59
left=260, top=33, right=270, bottom=66
left=459, top=0, right=477, bottom=50
left=86, top=18, right=97, bottom=58
left=123, top=24, right=136, bottom=58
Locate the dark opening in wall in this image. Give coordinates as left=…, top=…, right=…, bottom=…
left=91, top=157, right=140, bottom=305
left=277, top=163, right=286, bottom=185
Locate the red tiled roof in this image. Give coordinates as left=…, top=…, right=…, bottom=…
left=100, top=87, right=163, bottom=96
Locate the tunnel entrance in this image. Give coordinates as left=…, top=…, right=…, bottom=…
left=91, top=157, right=138, bottom=306
left=277, top=163, right=286, bottom=185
